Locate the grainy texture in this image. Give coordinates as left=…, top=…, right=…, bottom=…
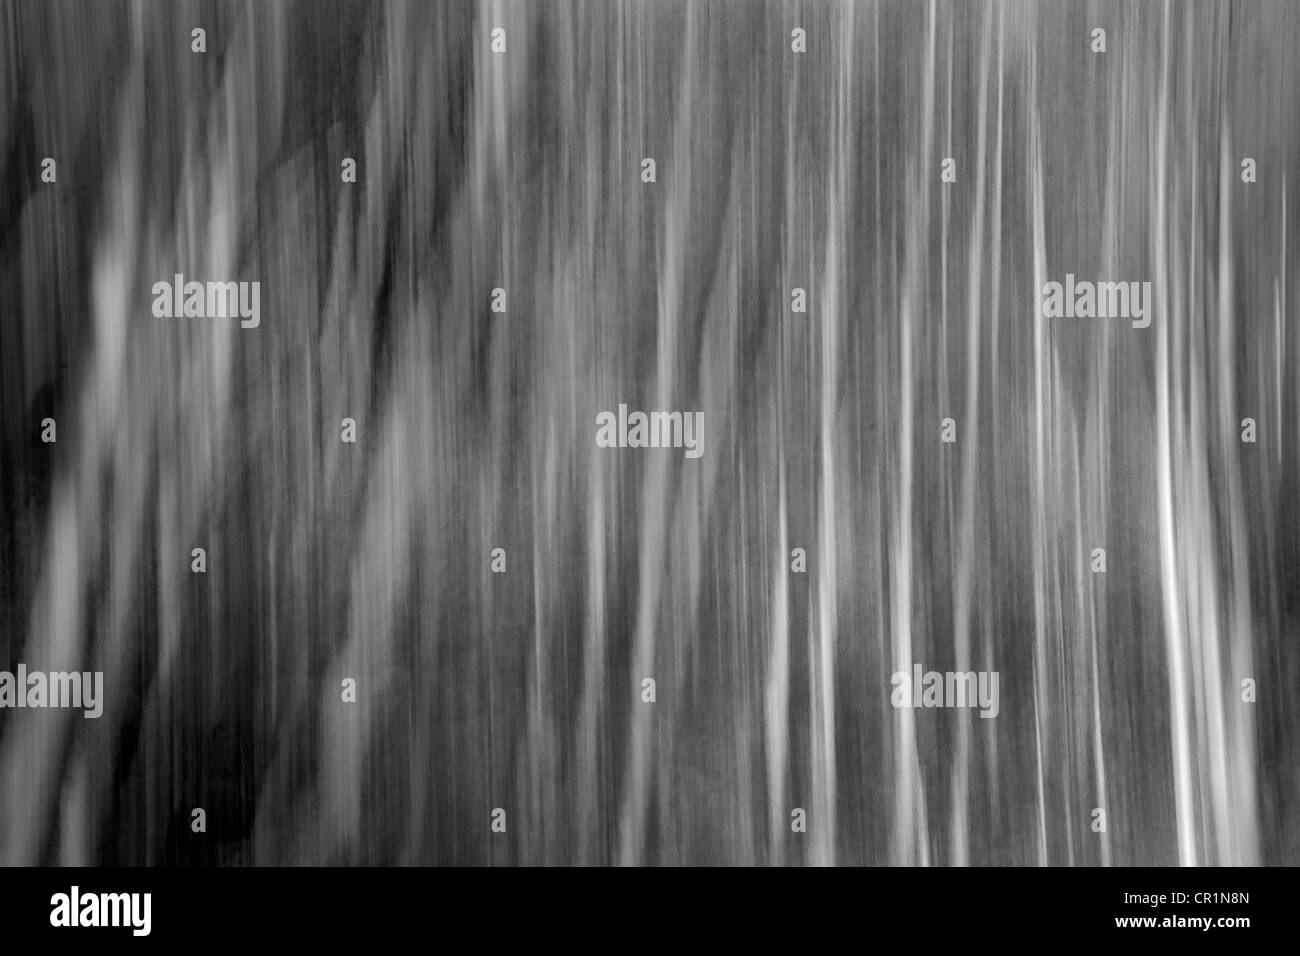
left=0, top=0, right=1297, bottom=866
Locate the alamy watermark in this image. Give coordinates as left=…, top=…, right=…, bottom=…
left=0, top=665, right=103, bottom=718
left=595, top=404, right=704, bottom=459
left=1041, top=274, right=1152, bottom=329
left=151, top=273, right=260, bottom=328
left=50, top=887, right=151, bottom=936
left=891, top=663, right=999, bottom=718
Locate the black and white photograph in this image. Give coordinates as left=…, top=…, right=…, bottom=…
left=0, top=0, right=1292, bottom=939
